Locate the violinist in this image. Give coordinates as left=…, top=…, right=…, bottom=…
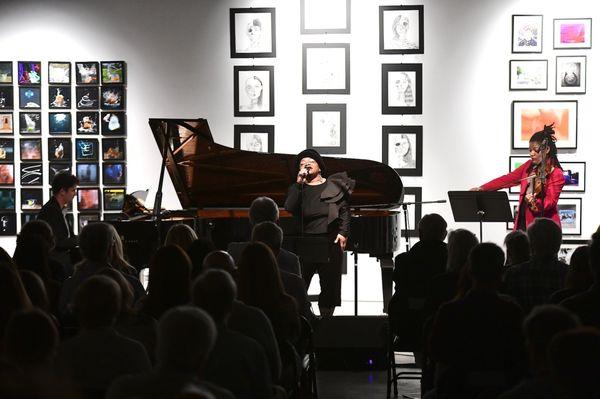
left=471, top=124, right=565, bottom=230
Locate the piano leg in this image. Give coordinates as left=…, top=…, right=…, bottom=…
left=380, top=257, right=394, bottom=313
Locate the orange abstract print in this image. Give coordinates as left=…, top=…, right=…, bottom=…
left=520, top=107, right=569, bottom=141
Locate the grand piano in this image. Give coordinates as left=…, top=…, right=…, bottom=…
left=114, top=118, right=404, bottom=309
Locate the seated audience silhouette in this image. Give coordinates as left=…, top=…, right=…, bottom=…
left=0, top=261, right=32, bottom=339
left=187, top=237, right=217, bottom=280
left=551, top=245, right=592, bottom=303
left=18, top=219, right=68, bottom=281
left=504, top=230, right=530, bottom=267
left=164, top=223, right=198, bottom=252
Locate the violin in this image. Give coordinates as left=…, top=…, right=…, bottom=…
left=527, top=162, right=553, bottom=213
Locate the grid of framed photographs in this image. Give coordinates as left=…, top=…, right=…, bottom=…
left=0, top=60, right=127, bottom=235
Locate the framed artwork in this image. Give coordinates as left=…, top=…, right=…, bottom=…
left=100, top=86, right=125, bottom=110
left=508, top=156, right=529, bottom=194
left=48, top=138, right=72, bottom=162
left=0, top=87, right=14, bottom=110
left=234, top=125, right=274, bottom=153
left=558, top=197, right=582, bottom=236
left=0, top=113, right=12, bottom=134
left=17, top=61, right=42, bottom=85
left=20, top=188, right=43, bottom=211
left=77, top=187, right=101, bottom=211
left=20, top=163, right=43, bottom=186
left=301, top=0, right=350, bottom=34
left=0, top=164, right=14, bottom=185
left=48, top=62, right=71, bottom=84
left=101, top=112, right=126, bottom=135
left=556, top=55, right=586, bottom=94
left=306, top=103, right=346, bottom=154
left=103, top=213, right=121, bottom=222
left=512, top=15, right=543, bottom=53
left=379, top=5, right=424, bottom=54
left=19, top=87, right=41, bottom=109
left=21, top=213, right=39, bottom=226
left=0, top=138, right=14, bottom=162
left=102, top=138, right=125, bottom=161
left=49, top=163, right=71, bottom=182
left=0, top=213, right=17, bottom=235
left=78, top=213, right=100, bottom=232
left=0, top=189, right=15, bottom=210
left=559, top=239, right=589, bottom=264
left=382, top=63, right=422, bottom=114
left=75, top=86, right=99, bottom=109
left=509, top=60, right=548, bottom=90
left=49, top=112, right=72, bottom=135
left=382, top=125, right=423, bottom=176
left=233, top=65, right=274, bottom=117
left=302, top=43, right=350, bottom=94
left=103, top=187, right=125, bottom=211
left=20, top=139, right=42, bottom=161
left=101, top=61, right=126, bottom=84
left=75, top=62, right=99, bottom=85
left=76, top=163, right=99, bottom=186
left=512, top=101, right=577, bottom=149
left=76, top=111, right=99, bottom=134
left=75, top=138, right=99, bottom=161
left=506, top=199, right=520, bottom=230
left=561, top=162, right=586, bottom=193
left=400, top=187, right=422, bottom=237
left=230, top=8, right=276, bottom=58
left=48, top=86, right=71, bottom=109
left=102, top=163, right=126, bottom=186
left=554, top=18, right=592, bottom=49
left=0, top=62, right=12, bottom=84
left=19, top=112, right=41, bottom=134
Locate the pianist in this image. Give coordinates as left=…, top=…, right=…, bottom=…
left=284, top=149, right=355, bottom=317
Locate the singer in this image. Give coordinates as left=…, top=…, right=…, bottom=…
left=472, top=125, right=565, bottom=230
left=284, top=149, right=355, bottom=316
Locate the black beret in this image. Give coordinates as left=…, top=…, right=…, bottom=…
left=295, top=149, right=326, bottom=176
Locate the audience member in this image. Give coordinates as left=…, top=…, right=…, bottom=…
left=164, top=223, right=198, bottom=252
left=504, top=218, right=568, bottom=314
left=188, top=237, right=216, bottom=280
left=504, top=230, right=530, bottom=267
left=193, top=270, right=273, bottom=399
left=107, top=224, right=137, bottom=276
left=0, top=262, right=32, bottom=345
left=18, top=220, right=67, bottom=281
left=18, top=270, right=51, bottom=313
left=551, top=245, right=592, bottom=303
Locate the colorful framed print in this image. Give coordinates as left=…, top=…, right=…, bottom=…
left=512, top=15, right=543, bottom=53
left=554, top=18, right=592, bottom=49
left=20, top=139, right=42, bottom=161
left=19, top=87, right=41, bottom=109
left=230, top=8, right=276, bottom=58
left=382, top=63, right=422, bottom=115
left=19, top=112, right=41, bottom=135
left=0, top=87, right=14, bottom=110
left=0, top=213, right=17, bottom=235
left=0, top=113, right=12, bottom=134
left=234, top=65, right=274, bottom=117
left=17, top=62, right=42, bottom=85
left=101, top=112, right=126, bottom=135
left=382, top=125, right=423, bottom=176
left=77, top=187, right=101, bottom=211
left=49, top=163, right=71, bottom=182
left=75, top=62, right=99, bottom=85
left=0, top=189, right=15, bottom=210
left=558, top=197, right=582, bottom=236
left=558, top=239, right=589, bottom=264
left=21, top=188, right=43, bottom=211
left=78, top=213, right=100, bottom=232
left=48, top=138, right=72, bottom=162
left=102, top=138, right=125, bottom=161
left=103, top=187, right=125, bottom=211
left=301, top=0, right=350, bottom=34
left=20, top=163, right=43, bottom=186
left=379, top=5, right=424, bottom=54
left=48, top=86, right=71, bottom=109
left=509, top=60, right=548, bottom=90
left=306, top=103, right=346, bottom=154
left=234, top=125, right=274, bottom=154
left=302, top=43, right=350, bottom=94
left=75, top=86, right=99, bottom=109
left=506, top=199, right=520, bottom=230
left=0, top=164, right=14, bottom=186
left=49, top=112, right=72, bottom=135
left=76, top=111, right=99, bottom=135
left=561, top=161, right=586, bottom=193
left=48, top=61, right=71, bottom=84
left=400, top=186, right=422, bottom=237
left=0, top=62, right=12, bottom=84
left=508, top=156, right=529, bottom=194
left=102, top=163, right=126, bottom=186
left=101, top=61, right=126, bottom=84
left=76, top=163, right=99, bottom=186
left=100, top=86, right=125, bottom=110
left=0, top=138, right=14, bottom=162
left=75, top=138, right=99, bottom=161
left=512, top=101, right=577, bottom=149
left=556, top=56, right=586, bottom=94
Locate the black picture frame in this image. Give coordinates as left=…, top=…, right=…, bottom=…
left=20, top=163, right=43, bottom=186
left=102, top=138, right=126, bottom=161
left=76, top=111, right=99, bottom=135
left=103, top=187, right=125, bottom=211
left=553, top=18, right=592, bottom=49
left=509, top=59, right=548, bottom=91
left=302, top=43, right=350, bottom=94
left=512, top=15, right=543, bottom=53
left=75, top=62, right=99, bottom=85
left=382, top=63, right=422, bottom=115
left=100, top=86, right=126, bottom=110
left=300, top=0, right=350, bottom=34
left=0, top=112, right=13, bottom=134
left=0, top=164, right=14, bottom=186
left=0, top=87, right=14, bottom=110
left=48, top=86, right=71, bottom=109
left=0, top=189, right=15, bottom=210
left=20, top=188, right=43, bottom=211
left=101, top=112, right=126, bottom=136
left=506, top=199, right=520, bottom=230
left=21, top=212, right=39, bottom=226
left=48, top=137, right=72, bottom=162
left=49, top=163, right=71, bottom=182
left=400, top=186, right=422, bottom=238
left=102, top=163, right=126, bottom=186
left=306, top=103, right=346, bottom=154
left=0, top=62, right=13, bottom=84
left=558, top=197, right=582, bottom=236
left=78, top=213, right=100, bottom=232
left=0, top=138, right=14, bottom=162
left=0, top=213, right=17, bottom=235
left=77, top=187, right=101, bottom=211
left=17, top=61, right=42, bottom=85
left=234, top=125, right=274, bottom=153
left=555, top=55, right=587, bottom=94
left=101, top=61, right=126, bottom=84
left=20, top=138, right=42, bottom=161
left=233, top=65, right=274, bottom=117
left=19, top=112, right=41, bottom=134
left=230, top=8, right=276, bottom=58
left=561, top=161, right=586, bottom=193
left=19, top=87, right=41, bottom=109
left=76, top=163, right=100, bottom=186
left=75, top=86, right=99, bottom=110
left=49, top=112, right=72, bottom=135
left=48, top=61, right=71, bottom=85
left=512, top=100, right=577, bottom=149
left=508, top=155, right=529, bottom=194
left=379, top=5, right=424, bottom=54
left=382, top=125, right=423, bottom=176
left=75, top=138, right=99, bottom=161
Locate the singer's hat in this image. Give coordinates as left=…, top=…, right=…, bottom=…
left=295, top=149, right=326, bottom=176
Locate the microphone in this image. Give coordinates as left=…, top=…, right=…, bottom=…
left=299, top=165, right=310, bottom=182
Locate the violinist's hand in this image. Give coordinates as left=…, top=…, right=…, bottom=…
left=525, top=193, right=536, bottom=204
left=334, top=234, right=347, bottom=251
left=469, top=187, right=483, bottom=191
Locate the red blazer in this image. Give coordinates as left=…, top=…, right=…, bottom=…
left=480, top=159, right=565, bottom=229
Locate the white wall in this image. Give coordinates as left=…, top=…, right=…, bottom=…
left=1, top=0, right=598, bottom=313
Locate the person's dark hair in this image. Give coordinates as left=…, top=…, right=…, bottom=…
left=0, top=262, right=32, bottom=334
left=468, top=242, right=505, bottom=284
left=418, top=213, right=447, bottom=241
left=202, top=250, right=237, bottom=276
left=527, top=217, right=562, bottom=258
left=251, top=221, right=283, bottom=254
left=18, top=270, right=50, bottom=312
left=4, top=308, right=59, bottom=368
left=187, top=238, right=216, bottom=280
left=19, top=220, right=55, bottom=251
left=79, top=222, right=113, bottom=262
left=564, top=246, right=593, bottom=291
left=13, top=233, right=52, bottom=281
left=295, top=148, right=326, bottom=176
left=504, top=230, right=530, bottom=266
left=164, top=224, right=197, bottom=251
left=96, top=267, right=134, bottom=316
left=192, top=269, right=237, bottom=324
left=446, top=229, right=478, bottom=273
left=73, top=275, right=121, bottom=329
left=51, top=172, right=79, bottom=195
left=249, top=196, right=279, bottom=225
left=528, top=124, right=562, bottom=170
left=589, top=232, right=600, bottom=281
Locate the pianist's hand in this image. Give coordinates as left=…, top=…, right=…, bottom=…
left=334, top=234, right=347, bottom=251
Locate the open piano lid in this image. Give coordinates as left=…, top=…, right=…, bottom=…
left=149, top=118, right=403, bottom=210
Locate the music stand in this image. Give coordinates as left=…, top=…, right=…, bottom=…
left=448, top=191, right=513, bottom=241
